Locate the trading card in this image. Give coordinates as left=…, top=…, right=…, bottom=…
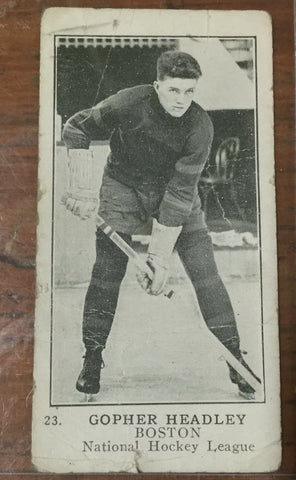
left=32, top=8, right=280, bottom=473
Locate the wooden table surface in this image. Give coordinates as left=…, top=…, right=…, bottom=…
left=0, top=0, right=295, bottom=478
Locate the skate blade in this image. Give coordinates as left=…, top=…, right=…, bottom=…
left=238, top=389, right=255, bottom=400
left=83, top=393, right=98, bottom=403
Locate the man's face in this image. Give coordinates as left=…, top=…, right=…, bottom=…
left=154, top=76, right=198, bottom=117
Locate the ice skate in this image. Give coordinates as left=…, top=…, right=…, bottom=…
left=83, top=393, right=98, bottom=403
left=228, top=355, right=261, bottom=400
left=234, top=376, right=256, bottom=400
left=76, top=347, right=104, bottom=395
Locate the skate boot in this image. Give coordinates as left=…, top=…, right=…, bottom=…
left=76, top=347, right=104, bottom=395
left=228, top=355, right=261, bottom=400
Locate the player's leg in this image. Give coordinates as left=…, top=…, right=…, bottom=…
left=76, top=175, right=143, bottom=395
left=176, top=229, right=240, bottom=354
left=76, top=229, right=131, bottom=394
left=176, top=228, right=258, bottom=399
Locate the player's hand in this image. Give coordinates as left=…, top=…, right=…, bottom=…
left=148, top=255, right=168, bottom=295
left=138, top=219, right=182, bottom=295
left=136, top=267, right=152, bottom=293
left=61, top=194, right=97, bottom=220
left=136, top=255, right=168, bottom=296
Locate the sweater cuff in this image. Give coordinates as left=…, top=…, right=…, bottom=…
left=158, top=207, right=186, bottom=228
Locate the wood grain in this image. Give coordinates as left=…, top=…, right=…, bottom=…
left=0, top=0, right=294, bottom=477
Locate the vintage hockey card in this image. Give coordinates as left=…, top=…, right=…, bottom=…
left=32, top=8, right=281, bottom=473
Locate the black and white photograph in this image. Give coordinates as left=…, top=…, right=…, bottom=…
left=32, top=9, right=280, bottom=473
left=52, top=33, right=262, bottom=405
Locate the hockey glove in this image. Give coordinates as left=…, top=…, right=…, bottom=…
left=61, top=149, right=98, bottom=220
left=137, top=219, right=182, bottom=296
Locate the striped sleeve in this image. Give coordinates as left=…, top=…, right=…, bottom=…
left=62, top=96, right=120, bottom=149
left=62, top=86, right=150, bottom=149
left=159, top=117, right=213, bottom=227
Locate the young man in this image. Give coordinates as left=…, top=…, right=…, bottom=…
left=62, top=50, right=259, bottom=400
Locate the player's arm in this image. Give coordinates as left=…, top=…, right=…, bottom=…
left=138, top=117, right=213, bottom=295
left=61, top=97, right=119, bottom=219
left=159, top=118, right=214, bottom=227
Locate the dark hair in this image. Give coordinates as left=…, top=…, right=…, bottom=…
left=157, top=50, right=202, bottom=81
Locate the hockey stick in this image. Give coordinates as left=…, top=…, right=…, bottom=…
left=96, top=214, right=174, bottom=299
left=196, top=324, right=261, bottom=394
left=96, top=214, right=261, bottom=394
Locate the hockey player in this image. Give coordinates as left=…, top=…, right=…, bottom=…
left=62, top=50, right=259, bottom=400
